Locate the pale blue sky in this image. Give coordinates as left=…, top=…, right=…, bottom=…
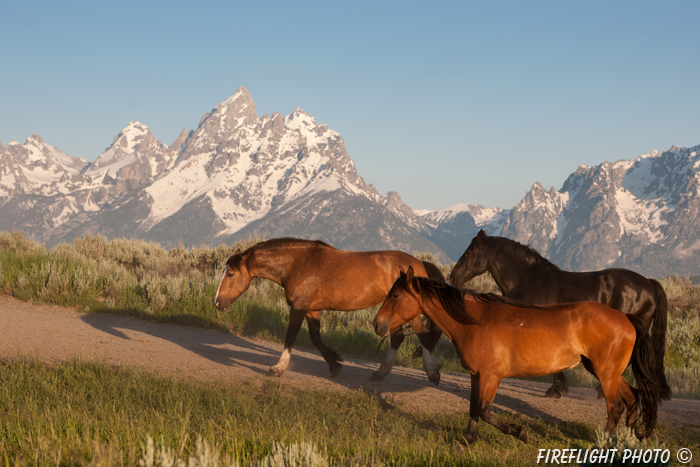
left=1, top=1, right=698, bottom=210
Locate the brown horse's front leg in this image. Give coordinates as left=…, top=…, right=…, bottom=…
left=305, top=311, right=343, bottom=378
left=268, top=307, right=306, bottom=377
left=462, top=374, right=482, bottom=445
left=544, top=371, right=569, bottom=398
left=463, top=373, right=528, bottom=445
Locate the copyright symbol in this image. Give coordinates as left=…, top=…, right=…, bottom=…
left=677, top=448, right=693, bottom=464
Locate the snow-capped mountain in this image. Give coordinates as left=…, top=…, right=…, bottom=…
left=1, top=87, right=699, bottom=277
left=501, top=145, right=700, bottom=277
left=0, top=87, right=445, bottom=258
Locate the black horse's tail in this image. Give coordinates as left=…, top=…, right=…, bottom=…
left=649, top=279, right=671, bottom=400
left=628, top=315, right=670, bottom=438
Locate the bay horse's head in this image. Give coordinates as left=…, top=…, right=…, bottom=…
left=449, top=229, right=491, bottom=287
left=374, top=267, right=422, bottom=338
left=214, top=249, right=252, bottom=311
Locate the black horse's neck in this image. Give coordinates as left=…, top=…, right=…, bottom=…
left=486, top=237, right=557, bottom=297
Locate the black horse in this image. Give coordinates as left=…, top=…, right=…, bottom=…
left=449, top=230, right=670, bottom=400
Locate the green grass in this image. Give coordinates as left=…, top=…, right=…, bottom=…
left=1, top=357, right=694, bottom=466
left=1, top=230, right=700, bottom=397
left=1, top=231, right=700, bottom=464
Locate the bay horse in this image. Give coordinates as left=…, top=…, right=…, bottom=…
left=449, top=230, right=670, bottom=400
left=374, top=267, right=670, bottom=444
left=214, top=238, right=444, bottom=382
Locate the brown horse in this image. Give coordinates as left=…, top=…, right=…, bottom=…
left=214, top=238, right=444, bottom=382
left=374, top=267, right=670, bottom=444
left=449, top=230, right=670, bottom=400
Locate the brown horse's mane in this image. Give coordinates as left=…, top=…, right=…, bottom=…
left=396, top=275, right=480, bottom=326
left=227, top=237, right=336, bottom=268
left=394, top=273, right=542, bottom=326
left=488, top=236, right=561, bottom=272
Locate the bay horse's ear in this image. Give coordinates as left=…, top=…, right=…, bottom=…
left=477, top=229, right=487, bottom=240
left=406, top=266, right=414, bottom=282
left=399, top=266, right=407, bottom=275
left=235, top=248, right=241, bottom=255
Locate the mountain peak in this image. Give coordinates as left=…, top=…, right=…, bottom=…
left=212, top=87, right=257, bottom=130
left=91, top=122, right=155, bottom=169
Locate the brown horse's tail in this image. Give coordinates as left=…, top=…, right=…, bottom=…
left=422, top=261, right=446, bottom=282
left=628, top=315, right=670, bottom=439
left=649, top=278, right=671, bottom=401
left=412, top=261, right=445, bottom=359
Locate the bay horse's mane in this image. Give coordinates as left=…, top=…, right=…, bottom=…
left=397, top=274, right=543, bottom=326
left=397, top=275, right=480, bottom=326
left=489, top=235, right=561, bottom=271
left=227, top=237, right=336, bottom=268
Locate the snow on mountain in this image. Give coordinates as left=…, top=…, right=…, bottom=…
left=0, top=135, right=87, bottom=197
left=499, top=144, right=700, bottom=276
left=3, top=87, right=700, bottom=276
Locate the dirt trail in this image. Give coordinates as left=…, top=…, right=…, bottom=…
left=1, top=294, right=698, bottom=435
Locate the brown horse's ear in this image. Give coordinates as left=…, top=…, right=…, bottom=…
left=235, top=248, right=241, bottom=255
left=399, top=266, right=407, bottom=275
left=477, top=229, right=487, bottom=240
left=406, top=266, right=414, bottom=282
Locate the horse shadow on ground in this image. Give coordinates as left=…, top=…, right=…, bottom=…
left=79, top=310, right=597, bottom=429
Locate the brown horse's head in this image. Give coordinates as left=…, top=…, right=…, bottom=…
left=373, top=267, right=422, bottom=337
left=449, top=229, right=491, bottom=287
left=214, top=249, right=252, bottom=311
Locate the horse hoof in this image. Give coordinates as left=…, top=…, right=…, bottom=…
left=544, top=388, right=562, bottom=399
left=329, top=363, right=343, bottom=378
left=370, top=372, right=386, bottom=382
left=428, top=371, right=441, bottom=386
left=459, top=434, right=477, bottom=446
left=517, top=427, right=528, bottom=444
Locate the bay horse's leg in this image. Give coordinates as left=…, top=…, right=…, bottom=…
left=595, top=365, right=626, bottom=433
left=414, top=316, right=442, bottom=385
left=619, top=379, right=639, bottom=429
left=371, top=316, right=441, bottom=385
left=305, top=311, right=343, bottom=378
left=268, top=307, right=306, bottom=377
left=544, top=371, right=569, bottom=398
left=370, top=329, right=404, bottom=382
left=463, top=373, right=528, bottom=445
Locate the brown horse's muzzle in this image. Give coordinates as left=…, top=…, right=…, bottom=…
left=215, top=297, right=229, bottom=311
left=373, top=319, right=389, bottom=337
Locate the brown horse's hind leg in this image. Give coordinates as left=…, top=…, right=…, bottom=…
left=619, top=379, right=639, bottom=429
left=596, top=370, right=626, bottom=433
left=305, top=311, right=343, bottom=378
left=268, top=308, right=306, bottom=377
left=544, top=371, right=570, bottom=398
left=371, top=329, right=404, bottom=382
left=462, top=373, right=528, bottom=445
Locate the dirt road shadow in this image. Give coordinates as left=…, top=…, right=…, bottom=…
left=78, top=310, right=604, bottom=425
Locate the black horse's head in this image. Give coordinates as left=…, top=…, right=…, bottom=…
left=449, top=229, right=491, bottom=287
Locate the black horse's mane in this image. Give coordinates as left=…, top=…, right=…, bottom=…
left=466, top=289, right=544, bottom=309
left=488, top=236, right=561, bottom=272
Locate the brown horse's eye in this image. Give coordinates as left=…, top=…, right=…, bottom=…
left=227, top=272, right=234, bottom=277
left=392, top=293, right=400, bottom=299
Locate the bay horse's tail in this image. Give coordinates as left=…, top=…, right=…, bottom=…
left=649, top=278, right=671, bottom=401
left=628, top=315, right=671, bottom=439
left=411, top=261, right=445, bottom=360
